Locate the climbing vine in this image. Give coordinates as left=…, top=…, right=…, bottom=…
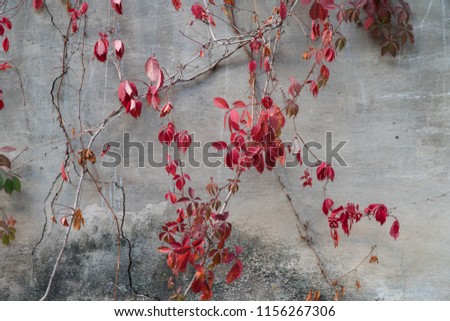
left=0, top=0, right=412, bottom=300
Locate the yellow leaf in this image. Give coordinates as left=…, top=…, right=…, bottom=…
left=73, top=208, right=85, bottom=231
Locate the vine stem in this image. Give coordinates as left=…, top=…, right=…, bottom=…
left=39, top=169, right=85, bottom=301
left=39, top=112, right=117, bottom=301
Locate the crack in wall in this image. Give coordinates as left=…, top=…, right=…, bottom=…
left=115, top=182, right=160, bottom=301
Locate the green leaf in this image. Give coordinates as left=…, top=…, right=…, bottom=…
left=12, top=176, right=21, bottom=192
left=0, top=172, right=4, bottom=188
left=4, top=179, right=13, bottom=194
left=2, top=233, right=9, bottom=246
left=8, top=230, right=15, bottom=241
left=335, top=37, right=346, bottom=52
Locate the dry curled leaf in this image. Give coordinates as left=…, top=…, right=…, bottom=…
left=356, top=280, right=361, bottom=289
left=0, top=154, right=11, bottom=168
left=369, top=255, right=379, bottom=264
left=305, top=290, right=312, bottom=301
left=78, top=148, right=96, bottom=166
left=314, top=290, right=321, bottom=301
left=306, top=289, right=321, bottom=301
left=73, top=208, right=85, bottom=231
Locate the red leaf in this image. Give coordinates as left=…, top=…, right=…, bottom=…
left=173, top=246, right=191, bottom=255
left=165, top=191, right=177, bottom=204
left=0, top=62, right=11, bottom=71
left=191, top=3, right=206, bottom=20
left=145, top=56, right=161, bottom=83
left=2, top=17, right=12, bottom=30
left=364, top=16, right=374, bottom=29
left=248, top=60, right=257, bottom=73
left=0, top=25, right=4, bottom=37
left=322, top=198, right=334, bottom=215
left=212, top=141, right=228, bottom=150
left=235, top=245, right=243, bottom=256
left=207, top=15, right=216, bottom=27
left=33, top=0, right=43, bottom=10
left=111, top=0, right=123, bottom=15
left=390, top=219, right=400, bottom=240
left=290, top=148, right=300, bottom=163
left=126, top=99, right=142, bottom=119
left=310, top=80, right=319, bottom=98
left=226, top=259, right=243, bottom=284
left=226, top=148, right=240, bottom=168
left=80, top=2, right=89, bottom=15
left=71, top=16, right=78, bottom=33
left=94, top=37, right=109, bottom=62
left=261, top=96, right=273, bottom=109
left=365, top=204, right=389, bottom=226
left=118, top=80, right=138, bottom=107
left=113, top=40, right=125, bottom=60
left=188, top=186, right=195, bottom=199
left=0, top=146, right=16, bottom=153
left=316, top=162, right=334, bottom=181
left=61, top=162, right=68, bottom=182
left=146, top=86, right=160, bottom=110
left=309, top=2, right=328, bottom=21
left=158, top=246, right=172, bottom=254
left=228, top=109, right=240, bottom=131
left=158, top=123, right=175, bottom=145
left=156, top=70, right=165, bottom=89
left=288, top=77, right=301, bottom=97
left=280, top=0, right=287, bottom=20
left=60, top=217, right=69, bottom=227
left=320, top=65, right=330, bottom=80
left=160, top=102, right=173, bottom=118
left=311, top=20, right=320, bottom=41
left=213, top=97, right=229, bottom=109
left=253, top=152, right=265, bottom=173
left=324, top=47, right=335, bottom=62
left=2, top=37, right=9, bottom=52
left=175, top=131, right=192, bottom=153
left=233, top=100, right=246, bottom=108
left=264, top=56, right=271, bottom=72
left=172, top=0, right=182, bottom=11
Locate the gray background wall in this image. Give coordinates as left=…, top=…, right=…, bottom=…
left=0, top=1, right=449, bottom=300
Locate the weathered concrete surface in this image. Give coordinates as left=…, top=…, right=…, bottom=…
left=1, top=1, right=449, bottom=300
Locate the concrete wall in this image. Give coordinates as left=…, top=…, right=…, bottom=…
left=0, top=1, right=449, bottom=300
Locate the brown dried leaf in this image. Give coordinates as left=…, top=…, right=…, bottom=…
left=78, top=148, right=96, bottom=166
left=73, top=208, right=85, bottom=231
left=305, top=290, right=312, bottom=301
left=356, top=280, right=361, bottom=289
left=0, top=154, right=11, bottom=169
left=313, top=290, right=321, bottom=301
left=369, top=255, right=379, bottom=264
